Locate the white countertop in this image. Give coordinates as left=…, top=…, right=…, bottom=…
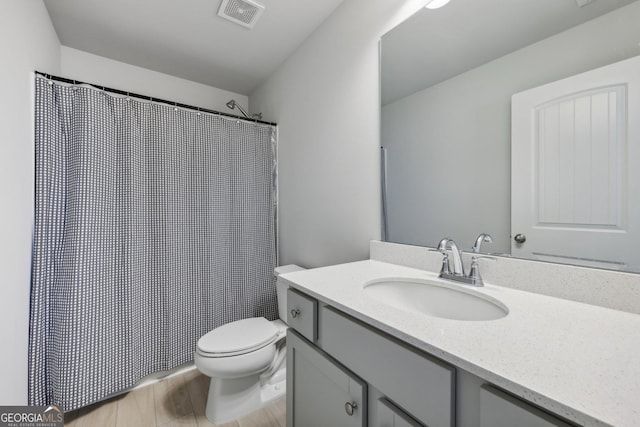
left=280, top=260, right=640, bottom=427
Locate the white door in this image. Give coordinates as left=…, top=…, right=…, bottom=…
left=511, top=55, right=640, bottom=271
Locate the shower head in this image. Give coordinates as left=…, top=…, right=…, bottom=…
left=226, top=99, right=249, bottom=118
left=226, top=99, right=263, bottom=121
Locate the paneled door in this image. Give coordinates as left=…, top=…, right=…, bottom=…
left=511, top=55, right=640, bottom=270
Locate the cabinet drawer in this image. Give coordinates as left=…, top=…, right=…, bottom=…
left=480, top=385, right=574, bottom=427
left=376, top=398, right=425, bottom=427
left=287, top=288, right=317, bottom=342
left=320, top=305, right=455, bottom=427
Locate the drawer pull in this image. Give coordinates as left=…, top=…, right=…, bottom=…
left=290, top=308, right=301, bottom=318
left=345, top=401, right=357, bottom=416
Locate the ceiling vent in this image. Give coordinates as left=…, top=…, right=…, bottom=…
left=218, top=0, right=265, bottom=29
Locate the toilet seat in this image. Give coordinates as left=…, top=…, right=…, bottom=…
left=197, top=317, right=280, bottom=358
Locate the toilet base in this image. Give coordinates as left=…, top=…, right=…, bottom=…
left=205, top=367, right=286, bottom=424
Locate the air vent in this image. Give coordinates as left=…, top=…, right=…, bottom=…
left=218, top=0, right=265, bottom=29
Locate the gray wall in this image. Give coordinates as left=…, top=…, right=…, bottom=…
left=250, top=0, right=426, bottom=268
left=382, top=2, right=640, bottom=254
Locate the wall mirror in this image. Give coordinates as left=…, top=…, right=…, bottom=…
left=381, top=0, right=640, bottom=272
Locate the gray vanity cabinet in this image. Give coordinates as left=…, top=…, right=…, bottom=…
left=287, top=288, right=318, bottom=342
left=286, top=329, right=367, bottom=427
left=375, top=398, right=425, bottom=427
left=479, top=385, right=573, bottom=427
left=321, top=305, right=455, bottom=427
left=286, top=288, right=575, bottom=427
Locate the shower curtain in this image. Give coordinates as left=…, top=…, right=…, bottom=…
left=29, top=76, right=278, bottom=412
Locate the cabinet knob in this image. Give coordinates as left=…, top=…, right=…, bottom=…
left=290, top=308, right=300, bottom=319
left=344, top=401, right=357, bottom=416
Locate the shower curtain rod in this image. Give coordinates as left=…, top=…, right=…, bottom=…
left=35, top=71, right=277, bottom=126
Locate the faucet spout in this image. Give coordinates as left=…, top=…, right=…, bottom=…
left=437, top=238, right=464, bottom=276
left=472, top=233, right=493, bottom=253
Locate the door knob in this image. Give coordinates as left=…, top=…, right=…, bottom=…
left=514, top=233, right=526, bottom=244
left=290, top=308, right=300, bottom=318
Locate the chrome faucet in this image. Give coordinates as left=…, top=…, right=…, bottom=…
left=434, top=237, right=494, bottom=287
left=472, top=233, right=493, bottom=253
left=437, top=238, right=464, bottom=276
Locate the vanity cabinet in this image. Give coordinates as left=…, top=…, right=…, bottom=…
left=286, top=288, right=576, bottom=427
left=286, top=329, right=366, bottom=427
left=287, top=288, right=318, bottom=342
left=375, top=398, right=424, bottom=427
left=320, top=305, right=455, bottom=427
left=479, top=385, right=573, bottom=427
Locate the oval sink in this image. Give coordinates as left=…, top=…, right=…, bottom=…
left=363, top=277, right=508, bottom=321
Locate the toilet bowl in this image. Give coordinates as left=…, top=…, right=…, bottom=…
left=194, top=264, right=304, bottom=424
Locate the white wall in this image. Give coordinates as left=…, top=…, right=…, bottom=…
left=382, top=2, right=640, bottom=254
left=0, top=0, right=61, bottom=405
left=61, top=47, right=248, bottom=113
left=250, top=0, right=428, bottom=268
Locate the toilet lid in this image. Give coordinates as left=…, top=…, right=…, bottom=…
left=197, top=317, right=279, bottom=356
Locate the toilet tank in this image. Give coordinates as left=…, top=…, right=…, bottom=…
left=274, top=264, right=306, bottom=323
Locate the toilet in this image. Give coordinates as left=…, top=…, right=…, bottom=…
left=194, top=264, right=305, bottom=424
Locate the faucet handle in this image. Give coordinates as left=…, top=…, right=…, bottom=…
left=429, top=248, right=451, bottom=275
left=468, top=255, right=496, bottom=287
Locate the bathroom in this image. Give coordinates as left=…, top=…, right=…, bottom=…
left=1, top=0, right=639, bottom=426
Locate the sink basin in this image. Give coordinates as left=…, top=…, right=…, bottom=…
left=363, top=277, right=508, bottom=321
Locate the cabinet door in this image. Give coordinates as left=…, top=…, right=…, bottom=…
left=480, top=385, right=574, bottom=427
left=375, top=398, right=425, bottom=427
left=287, top=329, right=366, bottom=427
left=321, top=305, right=454, bottom=427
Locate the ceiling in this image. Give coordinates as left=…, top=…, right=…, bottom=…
left=381, top=0, right=637, bottom=105
left=44, top=0, right=345, bottom=95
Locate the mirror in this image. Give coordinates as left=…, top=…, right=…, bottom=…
left=381, top=0, right=640, bottom=272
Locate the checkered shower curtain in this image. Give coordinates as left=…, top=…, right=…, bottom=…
left=29, top=76, right=278, bottom=412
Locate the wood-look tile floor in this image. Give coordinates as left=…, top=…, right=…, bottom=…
left=64, top=369, right=286, bottom=427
